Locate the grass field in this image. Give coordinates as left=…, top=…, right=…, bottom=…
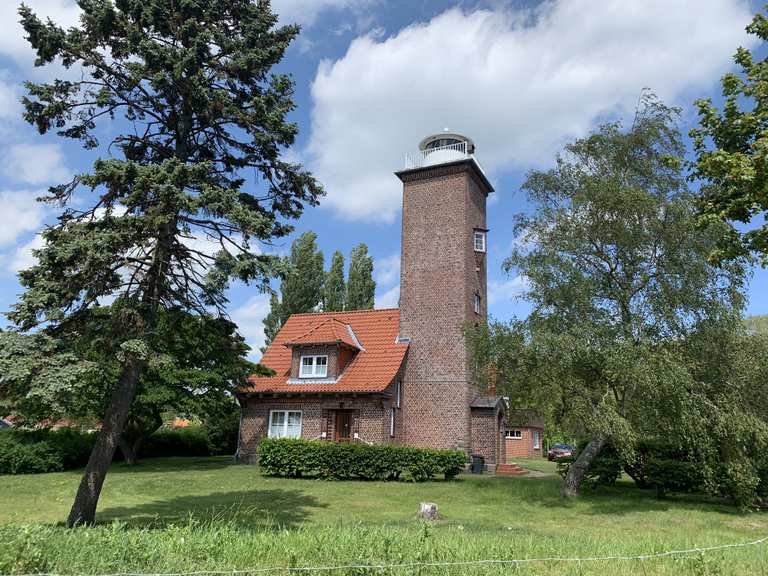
left=0, top=456, right=766, bottom=575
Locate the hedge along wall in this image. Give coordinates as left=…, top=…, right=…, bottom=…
left=258, top=438, right=467, bottom=481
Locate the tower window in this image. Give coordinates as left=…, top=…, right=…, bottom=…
left=473, top=230, right=487, bottom=252
left=474, top=293, right=482, bottom=314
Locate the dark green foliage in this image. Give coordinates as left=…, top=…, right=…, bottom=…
left=201, top=407, right=240, bottom=456
left=258, top=438, right=465, bottom=481
left=556, top=441, right=621, bottom=488
left=0, top=431, right=63, bottom=474
left=142, top=427, right=211, bottom=459
left=346, top=244, right=375, bottom=310
left=323, top=251, right=346, bottom=312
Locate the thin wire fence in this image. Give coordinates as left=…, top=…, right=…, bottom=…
left=4, top=533, right=766, bottom=576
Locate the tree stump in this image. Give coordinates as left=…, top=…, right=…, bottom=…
left=418, top=502, right=440, bottom=520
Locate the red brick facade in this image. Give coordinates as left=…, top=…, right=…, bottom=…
left=505, top=427, right=544, bottom=459
left=237, top=143, right=504, bottom=470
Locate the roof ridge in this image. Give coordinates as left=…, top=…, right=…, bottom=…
left=289, top=307, right=399, bottom=317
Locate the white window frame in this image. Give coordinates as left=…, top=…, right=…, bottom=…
left=300, top=355, right=328, bottom=378
left=395, top=380, right=401, bottom=408
left=473, top=230, right=487, bottom=253
left=389, top=408, right=395, bottom=437
left=474, top=293, right=481, bottom=314
left=533, top=430, right=540, bottom=449
left=505, top=429, right=522, bottom=439
left=268, top=410, right=302, bottom=439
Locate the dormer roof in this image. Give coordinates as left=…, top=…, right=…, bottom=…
left=283, top=317, right=361, bottom=350
left=238, top=308, right=408, bottom=394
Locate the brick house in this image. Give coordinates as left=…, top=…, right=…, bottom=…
left=505, top=410, right=545, bottom=459
left=236, top=132, right=506, bottom=469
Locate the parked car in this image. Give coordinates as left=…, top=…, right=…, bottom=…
left=0, top=419, right=10, bottom=429
left=547, top=443, right=573, bottom=461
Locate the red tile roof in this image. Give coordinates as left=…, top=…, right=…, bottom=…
left=238, top=308, right=407, bottom=394
left=284, top=317, right=359, bottom=349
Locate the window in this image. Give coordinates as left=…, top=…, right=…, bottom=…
left=474, top=293, right=482, bottom=314
left=300, top=355, right=328, bottom=378
left=533, top=430, right=540, bottom=449
left=269, top=410, right=302, bottom=438
left=473, top=230, right=487, bottom=253
left=389, top=409, right=395, bottom=437
left=395, top=380, right=401, bottom=408
left=505, top=429, right=522, bottom=439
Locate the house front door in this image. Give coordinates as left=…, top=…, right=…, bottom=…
left=334, top=410, right=354, bottom=442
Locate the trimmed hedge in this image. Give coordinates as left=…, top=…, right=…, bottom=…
left=258, top=438, right=466, bottom=481
left=142, top=427, right=211, bottom=459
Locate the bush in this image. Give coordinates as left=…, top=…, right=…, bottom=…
left=556, top=440, right=621, bottom=488
left=0, top=432, right=63, bottom=474
left=142, top=426, right=211, bottom=458
left=258, top=438, right=466, bottom=481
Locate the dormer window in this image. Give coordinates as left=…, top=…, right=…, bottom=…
left=473, top=230, right=487, bottom=253
left=300, top=355, right=328, bottom=378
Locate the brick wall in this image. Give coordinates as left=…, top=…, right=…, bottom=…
left=470, top=408, right=505, bottom=468
left=237, top=391, right=398, bottom=463
left=505, top=427, right=544, bottom=459
left=397, top=160, right=490, bottom=451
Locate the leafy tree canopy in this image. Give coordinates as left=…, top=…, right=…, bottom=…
left=347, top=243, right=375, bottom=311
left=691, top=10, right=768, bottom=264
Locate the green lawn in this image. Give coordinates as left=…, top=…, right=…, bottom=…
left=0, top=457, right=766, bottom=575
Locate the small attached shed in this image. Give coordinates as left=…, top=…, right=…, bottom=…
left=505, top=409, right=544, bottom=459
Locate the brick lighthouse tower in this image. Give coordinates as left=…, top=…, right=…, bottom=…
left=396, top=131, right=502, bottom=463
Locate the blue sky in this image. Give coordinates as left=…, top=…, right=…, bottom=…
left=0, top=0, right=766, bottom=358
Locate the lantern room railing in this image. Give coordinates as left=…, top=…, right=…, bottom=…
left=404, top=140, right=486, bottom=175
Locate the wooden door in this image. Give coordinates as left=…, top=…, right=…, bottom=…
left=334, top=410, right=353, bottom=442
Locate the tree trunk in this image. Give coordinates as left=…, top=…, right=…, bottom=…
left=118, top=437, right=137, bottom=466
left=560, top=433, right=606, bottom=498
left=67, top=357, right=143, bottom=526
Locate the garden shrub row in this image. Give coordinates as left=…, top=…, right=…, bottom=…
left=258, top=438, right=466, bottom=481
left=0, top=425, right=233, bottom=475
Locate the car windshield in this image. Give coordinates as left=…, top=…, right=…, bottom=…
left=552, top=443, right=571, bottom=450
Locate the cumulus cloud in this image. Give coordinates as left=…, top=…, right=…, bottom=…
left=374, top=253, right=400, bottom=288
left=0, top=190, right=47, bottom=247
left=375, top=283, right=400, bottom=309
left=488, top=275, right=530, bottom=306
left=8, top=234, right=45, bottom=273
left=3, top=143, right=70, bottom=185
left=307, top=0, right=754, bottom=222
left=231, top=293, right=272, bottom=359
left=0, top=0, right=81, bottom=68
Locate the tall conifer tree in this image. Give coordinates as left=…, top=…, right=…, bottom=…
left=324, top=250, right=346, bottom=311
left=12, top=0, right=322, bottom=525
left=347, top=244, right=375, bottom=310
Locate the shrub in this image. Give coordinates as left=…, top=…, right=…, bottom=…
left=258, top=438, right=466, bottom=481
left=142, top=426, right=211, bottom=458
left=0, top=432, right=63, bottom=474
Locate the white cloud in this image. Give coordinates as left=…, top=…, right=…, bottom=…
left=0, top=190, right=47, bottom=247
left=231, top=293, right=272, bottom=359
left=3, top=143, right=69, bottom=185
left=271, top=0, right=379, bottom=29
left=488, top=275, right=530, bottom=306
left=307, top=0, right=755, bottom=222
left=375, top=284, right=399, bottom=309
left=0, top=0, right=81, bottom=68
left=8, top=234, right=45, bottom=273
left=374, top=253, right=400, bottom=287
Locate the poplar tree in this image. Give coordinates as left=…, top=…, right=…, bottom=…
left=324, top=250, right=346, bottom=311
left=11, top=0, right=322, bottom=526
left=346, top=244, right=375, bottom=310
left=280, top=232, right=324, bottom=317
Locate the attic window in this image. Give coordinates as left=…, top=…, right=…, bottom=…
left=300, top=355, right=328, bottom=378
